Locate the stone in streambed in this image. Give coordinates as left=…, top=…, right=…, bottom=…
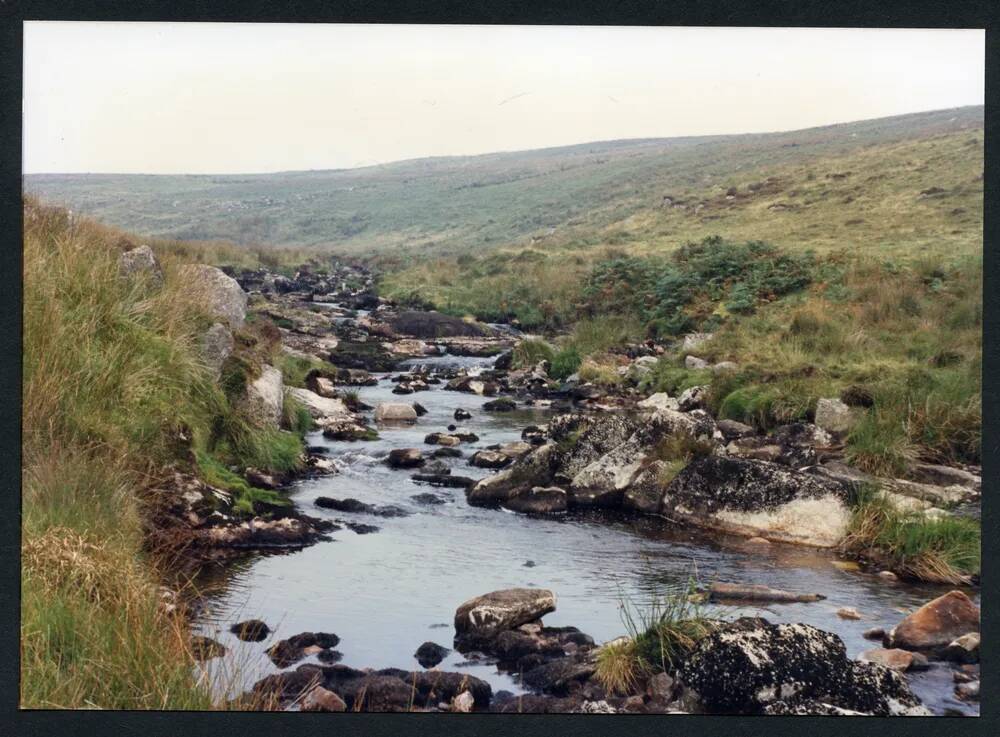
left=374, top=402, right=418, bottom=423
left=504, top=486, right=567, bottom=514
left=230, top=619, right=271, bottom=642
left=886, top=590, right=980, bottom=651
left=414, top=641, right=451, bottom=668
left=387, top=448, right=424, bottom=469
left=455, top=588, right=557, bottom=644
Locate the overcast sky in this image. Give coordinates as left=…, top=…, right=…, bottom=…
left=23, top=23, right=984, bottom=175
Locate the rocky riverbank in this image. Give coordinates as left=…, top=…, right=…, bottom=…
left=165, top=259, right=979, bottom=714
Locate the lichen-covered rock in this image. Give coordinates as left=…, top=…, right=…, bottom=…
left=678, top=385, right=710, bottom=411
left=622, top=461, right=668, bottom=514
left=200, top=322, right=233, bottom=380
left=454, top=588, right=556, bottom=644
left=180, top=264, right=248, bottom=329
left=374, top=402, right=418, bottom=423
left=505, top=486, right=568, bottom=514
left=887, top=590, right=980, bottom=651
left=287, top=387, right=350, bottom=421
left=814, top=397, right=857, bottom=435
left=661, top=456, right=849, bottom=546
left=118, top=244, right=163, bottom=287
left=568, top=434, right=645, bottom=507
left=679, top=618, right=928, bottom=715
left=637, top=393, right=680, bottom=413
left=244, top=365, right=284, bottom=427
left=467, top=443, right=559, bottom=506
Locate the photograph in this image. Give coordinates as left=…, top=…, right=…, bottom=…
left=19, top=21, right=983, bottom=716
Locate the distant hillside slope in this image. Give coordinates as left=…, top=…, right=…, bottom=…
left=25, top=105, right=982, bottom=256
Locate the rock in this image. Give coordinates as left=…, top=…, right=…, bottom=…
left=906, top=463, right=981, bottom=491
left=878, top=571, right=898, bottom=581
left=410, top=493, right=446, bottom=505
left=287, top=387, right=350, bottom=421
left=708, top=583, right=825, bottom=603
left=678, top=385, right=709, bottom=411
left=470, top=450, right=512, bottom=469
left=452, top=690, right=475, bottom=713
left=661, top=456, right=849, bottom=547
left=679, top=618, right=927, bottom=715
left=118, top=244, right=164, bottom=287
left=388, top=310, right=490, bottom=339
left=424, top=433, right=462, bottom=446
left=711, top=361, right=739, bottom=373
left=374, top=402, right=418, bottom=423
left=681, top=332, right=713, bottom=351
left=466, top=443, right=560, bottom=506
left=505, top=486, right=568, bottom=514
left=942, top=632, right=980, bottom=664
left=414, top=641, right=450, bottom=668
left=717, top=419, right=755, bottom=440
left=454, top=588, right=557, bottom=644
left=387, top=448, right=424, bottom=469
left=863, top=627, right=885, bottom=641
left=622, top=461, right=667, bottom=514
left=412, top=402, right=428, bottom=416
left=837, top=607, right=862, bottom=620
left=230, top=619, right=271, bottom=642
left=746, top=536, right=771, bottom=546
left=328, top=341, right=400, bottom=372
left=637, top=393, right=680, bottom=413
left=521, top=654, right=596, bottom=695
left=315, top=497, right=408, bottom=517
left=814, top=398, right=857, bottom=435
left=200, top=322, right=233, bottom=380
left=244, top=365, right=284, bottom=427
left=955, top=680, right=980, bottom=701
left=454, top=408, right=472, bottom=420
left=301, top=685, right=347, bottom=712
left=180, top=264, right=248, bottom=329
left=685, top=355, right=709, bottom=370
left=266, top=632, right=341, bottom=668
left=305, top=374, right=338, bottom=398
left=190, top=635, right=226, bottom=661
left=647, top=672, right=675, bottom=702
left=483, top=397, right=517, bottom=412
left=859, top=648, right=917, bottom=671
left=887, top=590, right=980, bottom=651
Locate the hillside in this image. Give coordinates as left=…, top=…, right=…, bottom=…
left=24, top=106, right=983, bottom=257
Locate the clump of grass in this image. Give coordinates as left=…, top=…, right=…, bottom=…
left=510, top=337, right=556, bottom=369
left=595, top=638, right=649, bottom=696
left=842, top=490, right=980, bottom=583
left=282, top=393, right=314, bottom=437
left=577, top=357, right=624, bottom=386
left=276, top=352, right=326, bottom=388
left=618, top=579, right=719, bottom=675
left=549, top=345, right=582, bottom=381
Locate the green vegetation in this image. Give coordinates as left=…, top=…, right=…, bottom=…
left=510, top=337, right=556, bottom=369
left=596, top=580, right=718, bottom=694
left=843, top=487, right=980, bottom=584
left=21, top=199, right=306, bottom=708
left=194, top=450, right=287, bottom=516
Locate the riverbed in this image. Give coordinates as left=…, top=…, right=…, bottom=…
left=193, top=355, right=978, bottom=715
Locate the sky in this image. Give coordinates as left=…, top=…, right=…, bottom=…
left=23, top=23, right=985, bottom=175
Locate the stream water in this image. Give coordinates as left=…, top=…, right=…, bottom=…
left=193, top=355, right=978, bottom=715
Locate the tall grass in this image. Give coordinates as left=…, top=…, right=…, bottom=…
left=21, top=199, right=297, bottom=708
left=842, top=489, right=980, bottom=583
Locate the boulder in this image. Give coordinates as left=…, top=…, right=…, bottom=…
left=230, top=619, right=271, bottom=642
left=180, top=264, right=248, bottom=329
left=943, top=632, right=980, bottom=664
left=387, top=448, right=424, bottom=469
left=483, top=397, right=517, bottom=412
left=470, top=449, right=512, bottom=469
left=287, top=387, right=350, bottom=421
left=661, top=456, right=849, bottom=546
left=637, top=393, right=680, bottom=413
left=622, top=460, right=668, bottom=514
left=678, top=385, right=709, bottom=411
left=305, top=374, right=338, bottom=398
left=414, top=641, right=450, bottom=668
left=118, top=244, right=163, bottom=287
left=887, top=590, right=980, bottom=651
left=858, top=648, right=926, bottom=672
left=568, top=433, right=645, bottom=507
left=374, top=402, right=418, bottom=423
left=244, top=365, right=284, bottom=427
left=454, top=408, right=473, bottom=421
left=200, top=322, right=233, bottom=380
left=266, top=632, right=341, bottom=668
left=814, top=397, right=857, bottom=435
left=681, top=332, right=713, bottom=351
left=301, top=685, right=347, bottom=712
left=388, top=310, right=490, bottom=339
left=454, top=588, right=556, bottom=644
left=716, top=418, right=755, bottom=440
left=685, top=355, right=709, bottom=370
left=679, top=618, right=928, bottom=715
left=467, top=443, right=559, bottom=506
left=504, top=486, right=568, bottom=514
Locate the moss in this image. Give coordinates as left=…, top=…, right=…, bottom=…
left=195, top=450, right=288, bottom=516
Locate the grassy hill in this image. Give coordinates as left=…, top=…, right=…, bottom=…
left=25, top=106, right=982, bottom=258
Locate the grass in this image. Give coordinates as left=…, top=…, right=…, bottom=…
left=842, top=487, right=980, bottom=583
left=21, top=198, right=308, bottom=708
left=510, top=337, right=556, bottom=369
left=597, top=578, right=719, bottom=693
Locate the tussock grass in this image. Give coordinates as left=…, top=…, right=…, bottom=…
left=510, top=337, right=556, bottom=369
left=22, top=199, right=304, bottom=708
left=595, top=638, right=649, bottom=696
left=842, top=489, right=980, bottom=583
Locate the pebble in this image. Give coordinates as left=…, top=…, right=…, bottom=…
left=837, top=607, right=862, bottom=620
